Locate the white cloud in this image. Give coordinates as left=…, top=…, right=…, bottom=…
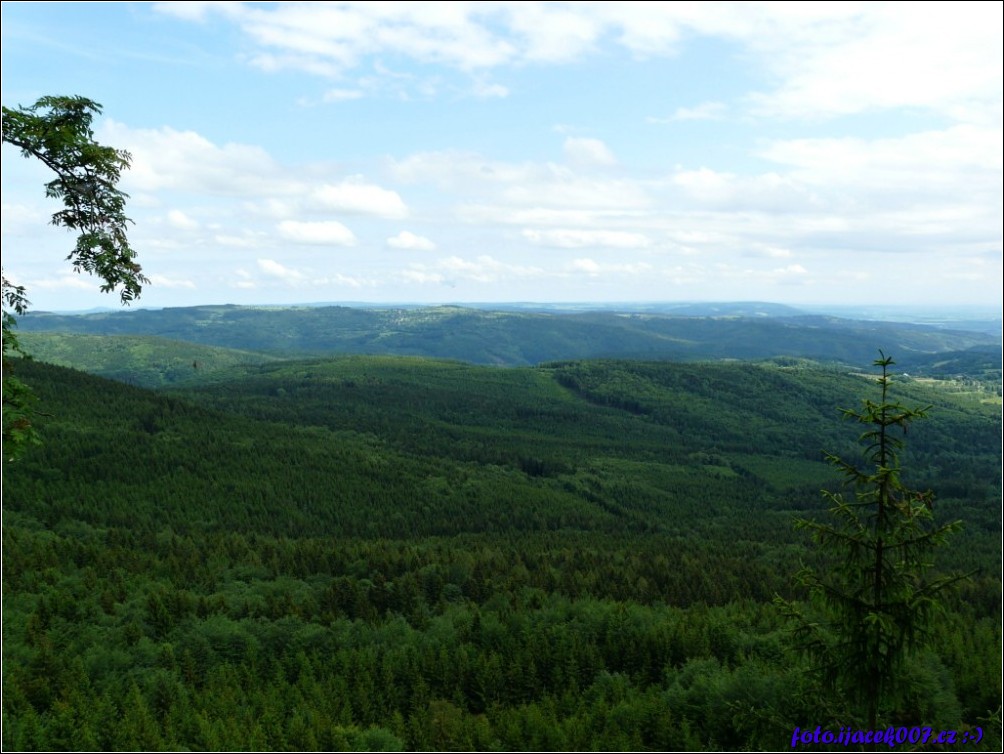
left=257, top=258, right=306, bottom=283
left=214, top=1, right=518, bottom=75
left=563, top=137, right=617, bottom=168
left=399, top=269, right=446, bottom=285
left=388, top=130, right=996, bottom=279
left=660, top=264, right=708, bottom=286
left=471, top=79, right=510, bottom=98
left=232, top=268, right=258, bottom=289
left=501, top=172, right=649, bottom=210
left=322, top=87, right=364, bottom=102
left=773, top=263, right=807, bottom=277
left=0, top=202, right=47, bottom=235
left=387, top=231, right=436, bottom=250
left=568, top=258, right=653, bottom=277
left=311, top=178, right=408, bottom=218
left=749, top=3, right=1003, bottom=120
left=255, top=260, right=373, bottom=289
left=17, top=3, right=996, bottom=310
left=760, top=125, right=1003, bottom=186
left=215, top=232, right=268, bottom=248
left=166, top=210, right=199, bottom=230
left=403, top=255, right=544, bottom=286
left=391, top=150, right=651, bottom=214
left=152, top=2, right=238, bottom=23
left=459, top=206, right=626, bottom=227
left=649, top=101, right=727, bottom=123
left=153, top=2, right=715, bottom=75
left=28, top=273, right=94, bottom=291
left=247, top=198, right=299, bottom=220
left=329, top=273, right=367, bottom=289
left=749, top=125, right=1002, bottom=243
left=251, top=52, right=344, bottom=78
left=277, top=220, right=357, bottom=246
left=503, top=3, right=604, bottom=62
left=523, top=228, right=650, bottom=249
left=148, top=274, right=197, bottom=289
left=705, top=261, right=813, bottom=291
left=157, top=2, right=1000, bottom=126
left=746, top=243, right=793, bottom=260
left=390, top=150, right=528, bottom=189
left=101, top=121, right=298, bottom=196
left=671, top=167, right=738, bottom=203
left=664, top=167, right=817, bottom=213
left=570, top=258, right=601, bottom=275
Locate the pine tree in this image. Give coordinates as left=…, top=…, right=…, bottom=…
left=779, top=352, right=964, bottom=727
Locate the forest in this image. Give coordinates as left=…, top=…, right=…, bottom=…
left=17, top=302, right=1002, bottom=370
left=1, top=339, right=1000, bottom=750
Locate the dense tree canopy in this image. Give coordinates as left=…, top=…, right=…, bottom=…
left=3, top=355, right=1000, bottom=750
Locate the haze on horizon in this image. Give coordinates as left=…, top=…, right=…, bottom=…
left=2, top=2, right=1001, bottom=312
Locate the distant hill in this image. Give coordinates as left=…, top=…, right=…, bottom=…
left=897, top=344, right=1002, bottom=380
left=16, top=303, right=1000, bottom=369
left=465, top=301, right=809, bottom=317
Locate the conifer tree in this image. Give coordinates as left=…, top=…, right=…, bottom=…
left=779, top=352, right=963, bottom=727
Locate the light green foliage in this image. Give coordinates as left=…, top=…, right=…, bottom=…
left=780, top=353, right=965, bottom=727
left=2, top=95, right=146, bottom=458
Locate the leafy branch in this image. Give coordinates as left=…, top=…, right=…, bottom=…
left=2, top=95, right=147, bottom=459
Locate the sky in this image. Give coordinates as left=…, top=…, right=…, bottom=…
left=2, top=1, right=1002, bottom=312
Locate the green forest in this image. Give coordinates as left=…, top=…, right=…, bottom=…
left=18, top=302, right=1002, bottom=371
left=2, top=343, right=1001, bottom=750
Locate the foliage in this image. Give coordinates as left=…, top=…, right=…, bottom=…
left=1, top=95, right=146, bottom=458
left=1, top=96, right=145, bottom=302
left=779, top=353, right=967, bottom=727
left=1, top=277, right=40, bottom=460
left=3, top=356, right=1000, bottom=750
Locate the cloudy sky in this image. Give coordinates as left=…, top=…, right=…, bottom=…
left=2, top=1, right=1001, bottom=311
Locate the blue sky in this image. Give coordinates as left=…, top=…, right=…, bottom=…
left=2, top=1, right=1001, bottom=311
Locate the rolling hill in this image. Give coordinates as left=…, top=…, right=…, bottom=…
left=16, top=303, right=1000, bottom=369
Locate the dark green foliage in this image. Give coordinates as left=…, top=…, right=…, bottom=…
left=3, top=356, right=1000, bottom=750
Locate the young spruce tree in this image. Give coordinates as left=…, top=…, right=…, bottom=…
left=780, top=352, right=963, bottom=728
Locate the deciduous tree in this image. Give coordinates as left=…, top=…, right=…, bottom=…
left=2, top=95, right=146, bottom=457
